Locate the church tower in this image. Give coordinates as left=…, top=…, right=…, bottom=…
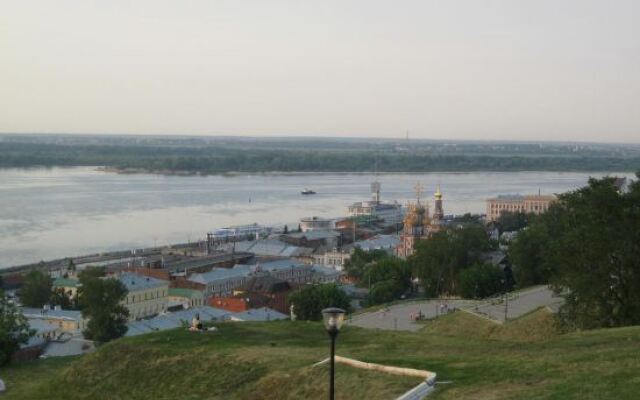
left=433, top=185, right=444, bottom=222
left=397, top=182, right=430, bottom=258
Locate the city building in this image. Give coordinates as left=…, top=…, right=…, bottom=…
left=187, top=259, right=314, bottom=298
left=352, top=234, right=401, bottom=253
left=485, top=194, right=556, bottom=222
left=21, top=306, right=86, bottom=334
left=312, top=250, right=351, bottom=271
left=208, top=223, right=271, bottom=242
left=242, top=275, right=292, bottom=314
left=208, top=292, right=269, bottom=313
left=311, top=265, right=343, bottom=283
left=299, top=216, right=334, bottom=232
left=187, top=265, right=252, bottom=298
left=280, top=230, right=341, bottom=250
left=348, top=182, right=403, bottom=226
left=167, top=288, right=204, bottom=309
left=225, top=238, right=313, bottom=258
left=118, top=273, right=169, bottom=320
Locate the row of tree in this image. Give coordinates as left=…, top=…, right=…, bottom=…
left=16, top=267, right=130, bottom=343
left=3, top=141, right=640, bottom=173
left=410, top=225, right=511, bottom=298
left=509, top=174, right=640, bottom=329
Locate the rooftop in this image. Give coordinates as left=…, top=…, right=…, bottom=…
left=21, top=307, right=83, bottom=321
left=188, top=265, right=252, bottom=285
left=353, top=235, right=401, bottom=251
left=125, top=306, right=231, bottom=337
left=52, top=277, right=80, bottom=288
left=231, top=239, right=313, bottom=257
left=229, top=307, right=289, bottom=322
left=187, top=259, right=309, bottom=285
left=168, top=288, right=202, bottom=298
left=489, top=194, right=556, bottom=201
left=117, top=273, right=168, bottom=292
left=284, top=230, right=341, bottom=240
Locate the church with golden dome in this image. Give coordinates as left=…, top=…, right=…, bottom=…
left=396, top=183, right=445, bottom=258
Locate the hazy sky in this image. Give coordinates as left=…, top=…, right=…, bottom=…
left=1, top=1, right=639, bottom=142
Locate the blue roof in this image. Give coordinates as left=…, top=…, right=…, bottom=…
left=188, top=265, right=252, bottom=285
left=21, top=307, right=83, bottom=321
left=353, top=235, right=400, bottom=251
left=125, top=306, right=231, bottom=337
left=118, top=273, right=168, bottom=291
left=187, top=259, right=309, bottom=285
left=230, top=307, right=288, bottom=322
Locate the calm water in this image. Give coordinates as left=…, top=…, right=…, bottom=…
left=0, top=167, right=632, bottom=268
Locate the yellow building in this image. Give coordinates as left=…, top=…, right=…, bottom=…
left=486, top=194, right=556, bottom=222
left=118, top=273, right=169, bottom=320
left=21, top=306, right=87, bottom=333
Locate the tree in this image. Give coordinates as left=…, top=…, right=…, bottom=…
left=459, top=263, right=504, bottom=299
left=411, top=226, right=491, bottom=296
left=549, top=176, right=640, bottom=329
left=78, top=275, right=129, bottom=342
left=343, top=248, right=388, bottom=281
left=0, top=289, right=34, bottom=366
left=283, top=225, right=288, bottom=234
left=19, top=270, right=52, bottom=308
left=496, top=211, right=530, bottom=233
left=368, top=280, right=403, bottom=305
left=509, top=222, right=554, bottom=287
left=511, top=174, right=640, bottom=329
left=78, top=266, right=105, bottom=283
left=50, top=289, right=73, bottom=309
left=289, top=283, right=351, bottom=321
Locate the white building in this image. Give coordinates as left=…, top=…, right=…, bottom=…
left=300, top=216, right=334, bottom=232
left=313, top=250, right=351, bottom=271
left=118, top=273, right=169, bottom=320
left=348, top=182, right=403, bottom=226
left=209, top=223, right=270, bottom=241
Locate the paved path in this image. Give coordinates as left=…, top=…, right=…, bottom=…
left=349, top=299, right=477, bottom=331
left=348, top=286, right=564, bottom=331
left=470, top=286, right=564, bottom=323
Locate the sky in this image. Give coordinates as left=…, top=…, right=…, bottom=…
left=1, top=1, right=639, bottom=142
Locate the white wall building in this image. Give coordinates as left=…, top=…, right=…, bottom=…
left=300, top=216, right=334, bottom=232
left=118, top=273, right=169, bottom=321
left=348, top=182, right=403, bottom=226
left=313, top=250, right=351, bottom=271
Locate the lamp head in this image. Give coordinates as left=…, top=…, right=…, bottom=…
left=322, top=307, right=346, bottom=333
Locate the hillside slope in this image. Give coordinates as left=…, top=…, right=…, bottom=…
left=1, top=315, right=640, bottom=400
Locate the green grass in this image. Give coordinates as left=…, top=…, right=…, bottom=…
left=1, top=313, right=640, bottom=400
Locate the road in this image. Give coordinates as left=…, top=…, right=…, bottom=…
left=348, top=286, right=563, bottom=331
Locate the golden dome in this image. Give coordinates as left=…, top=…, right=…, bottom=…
left=434, top=185, right=442, bottom=200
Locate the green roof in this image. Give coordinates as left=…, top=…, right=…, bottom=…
left=168, top=288, right=202, bottom=298
left=53, top=277, right=79, bottom=288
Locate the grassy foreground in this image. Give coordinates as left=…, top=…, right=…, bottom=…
left=1, top=309, right=640, bottom=399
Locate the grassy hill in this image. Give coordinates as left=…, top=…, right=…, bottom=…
left=2, top=310, right=640, bottom=399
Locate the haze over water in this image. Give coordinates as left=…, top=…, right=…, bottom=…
left=0, top=167, right=632, bottom=268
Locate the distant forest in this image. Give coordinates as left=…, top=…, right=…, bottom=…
left=1, top=135, right=639, bottom=173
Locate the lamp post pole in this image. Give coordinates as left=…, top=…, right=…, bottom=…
left=329, top=329, right=337, bottom=400
left=322, top=307, right=345, bottom=400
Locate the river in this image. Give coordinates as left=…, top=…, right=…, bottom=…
left=0, top=167, right=633, bottom=268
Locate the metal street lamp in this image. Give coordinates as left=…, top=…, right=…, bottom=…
left=322, top=307, right=346, bottom=400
